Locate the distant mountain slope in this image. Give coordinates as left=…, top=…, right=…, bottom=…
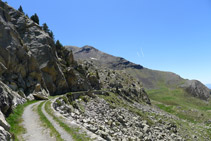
left=65, top=45, right=211, bottom=100
left=65, top=46, right=143, bottom=70
left=65, top=46, right=185, bottom=89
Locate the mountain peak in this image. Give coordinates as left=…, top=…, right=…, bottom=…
left=79, top=45, right=98, bottom=53
left=65, top=46, right=143, bottom=70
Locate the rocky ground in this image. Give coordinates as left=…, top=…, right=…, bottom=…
left=53, top=92, right=185, bottom=141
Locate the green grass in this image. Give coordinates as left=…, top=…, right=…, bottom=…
left=147, top=87, right=211, bottom=123
left=45, top=101, right=91, bottom=141
left=146, top=87, right=211, bottom=140
left=37, top=102, right=63, bottom=141
left=6, top=100, right=37, bottom=141
left=156, top=104, right=174, bottom=113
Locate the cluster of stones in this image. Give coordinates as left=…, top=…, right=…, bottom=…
left=54, top=96, right=183, bottom=141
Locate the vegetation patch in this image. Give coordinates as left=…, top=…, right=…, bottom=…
left=147, top=87, right=211, bottom=123
left=156, top=104, right=174, bottom=114
left=45, top=101, right=91, bottom=141
left=80, top=95, right=90, bottom=103
left=6, top=100, right=37, bottom=141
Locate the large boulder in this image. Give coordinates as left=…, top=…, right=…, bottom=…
left=0, top=81, right=25, bottom=116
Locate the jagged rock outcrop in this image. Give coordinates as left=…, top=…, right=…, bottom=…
left=0, top=126, right=11, bottom=141
left=0, top=1, right=50, bottom=96
left=0, top=81, right=25, bottom=116
left=8, top=3, right=70, bottom=95
left=0, top=80, right=25, bottom=140
left=0, top=1, right=98, bottom=97
left=181, top=80, right=211, bottom=100
left=80, top=61, right=150, bottom=104
left=0, top=111, right=10, bottom=132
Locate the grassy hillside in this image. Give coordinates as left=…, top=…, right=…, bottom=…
left=147, top=87, right=211, bottom=123
left=146, top=86, right=211, bottom=140
left=125, top=68, right=186, bottom=89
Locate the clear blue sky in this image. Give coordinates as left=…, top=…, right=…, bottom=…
left=6, top=0, right=211, bottom=84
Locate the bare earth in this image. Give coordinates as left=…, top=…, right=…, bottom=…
left=21, top=101, right=56, bottom=141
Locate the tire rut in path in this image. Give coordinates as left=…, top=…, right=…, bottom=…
left=42, top=101, right=73, bottom=141
left=22, top=101, right=56, bottom=141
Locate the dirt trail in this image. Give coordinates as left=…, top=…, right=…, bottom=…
left=42, top=102, right=73, bottom=141
left=21, top=101, right=56, bottom=141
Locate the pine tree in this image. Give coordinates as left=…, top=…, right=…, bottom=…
left=18, top=5, right=24, bottom=14
left=30, top=13, right=39, bottom=25
left=42, top=23, right=49, bottom=33
left=49, top=30, right=54, bottom=41
left=55, top=40, right=63, bottom=50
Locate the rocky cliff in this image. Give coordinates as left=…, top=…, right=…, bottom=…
left=0, top=1, right=104, bottom=97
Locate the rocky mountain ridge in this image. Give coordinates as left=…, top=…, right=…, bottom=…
left=65, top=46, right=143, bottom=70
left=66, top=45, right=211, bottom=101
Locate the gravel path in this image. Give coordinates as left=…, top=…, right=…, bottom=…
left=22, top=101, right=56, bottom=141
left=42, top=101, right=73, bottom=141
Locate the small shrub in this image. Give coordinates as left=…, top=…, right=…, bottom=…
left=61, top=96, right=69, bottom=104
left=81, top=96, right=90, bottom=103
left=56, top=99, right=62, bottom=107
left=70, top=101, right=78, bottom=109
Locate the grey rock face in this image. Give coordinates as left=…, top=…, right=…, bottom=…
left=2, top=1, right=93, bottom=97
left=0, top=1, right=102, bottom=96
left=0, top=111, right=10, bottom=131
left=0, top=80, right=25, bottom=141
left=0, top=81, right=25, bottom=116
left=8, top=3, right=69, bottom=95
left=0, top=1, right=50, bottom=96
left=181, top=80, right=211, bottom=100
left=0, top=126, right=11, bottom=141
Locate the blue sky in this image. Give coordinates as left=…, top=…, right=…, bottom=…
left=6, top=0, right=211, bottom=84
